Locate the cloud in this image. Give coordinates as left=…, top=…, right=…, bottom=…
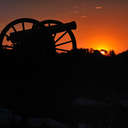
left=73, top=5, right=80, bottom=9
left=72, top=5, right=80, bottom=14
left=81, top=15, right=87, bottom=18
left=96, top=6, right=104, bottom=10
left=73, top=10, right=80, bottom=14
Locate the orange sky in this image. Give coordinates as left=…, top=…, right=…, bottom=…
left=0, top=0, right=128, bottom=54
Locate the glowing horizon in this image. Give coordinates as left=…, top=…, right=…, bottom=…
left=0, top=0, right=128, bottom=54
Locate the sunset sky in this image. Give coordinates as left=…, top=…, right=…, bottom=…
left=0, top=0, right=128, bottom=53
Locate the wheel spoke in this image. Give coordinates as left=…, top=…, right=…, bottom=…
left=5, top=34, right=9, bottom=38
left=12, top=26, right=17, bottom=33
left=55, top=31, right=67, bottom=43
left=48, top=23, right=51, bottom=27
left=56, top=40, right=72, bottom=47
left=32, top=23, right=38, bottom=29
left=22, top=22, right=25, bottom=31
left=56, top=48, right=69, bottom=52
left=5, top=34, right=10, bottom=41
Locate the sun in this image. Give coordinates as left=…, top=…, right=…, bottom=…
left=100, top=49, right=108, bottom=55
left=100, top=50, right=106, bottom=55
left=90, top=36, right=115, bottom=51
left=92, top=43, right=110, bottom=55
left=95, top=44, right=109, bottom=51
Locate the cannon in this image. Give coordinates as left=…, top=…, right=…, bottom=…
left=0, top=18, right=77, bottom=55
left=0, top=18, right=78, bottom=126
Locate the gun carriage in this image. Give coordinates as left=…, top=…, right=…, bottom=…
left=0, top=18, right=77, bottom=56
left=0, top=18, right=79, bottom=124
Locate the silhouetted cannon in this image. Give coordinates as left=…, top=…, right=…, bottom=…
left=0, top=18, right=78, bottom=125
left=0, top=18, right=77, bottom=55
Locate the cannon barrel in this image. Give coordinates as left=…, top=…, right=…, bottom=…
left=7, top=21, right=77, bottom=43
left=45, top=21, right=77, bottom=34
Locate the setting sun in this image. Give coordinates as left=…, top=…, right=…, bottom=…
left=95, top=45, right=109, bottom=51
left=92, top=42, right=111, bottom=52
left=100, top=49, right=108, bottom=55
left=88, top=36, right=117, bottom=53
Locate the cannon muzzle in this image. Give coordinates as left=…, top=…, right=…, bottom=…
left=44, top=21, right=77, bottom=34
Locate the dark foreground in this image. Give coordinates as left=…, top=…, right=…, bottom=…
left=0, top=50, right=127, bottom=128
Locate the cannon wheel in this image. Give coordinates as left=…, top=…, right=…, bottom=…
left=0, top=18, right=39, bottom=51
left=41, top=20, right=77, bottom=53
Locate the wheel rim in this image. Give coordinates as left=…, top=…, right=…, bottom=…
left=0, top=18, right=39, bottom=51
left=40, top=20, right=77, bottom=54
